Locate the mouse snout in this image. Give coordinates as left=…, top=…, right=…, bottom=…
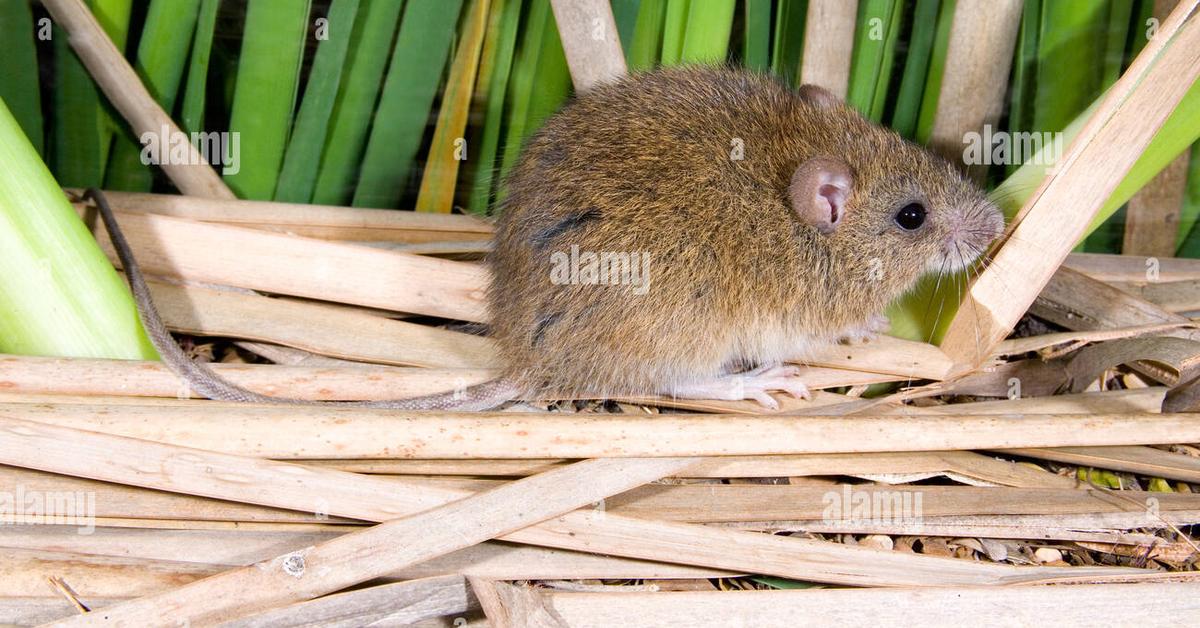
left=935, top=199, right=1005, bottom=273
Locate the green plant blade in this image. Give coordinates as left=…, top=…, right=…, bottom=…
left=679, top=0, right=735, bottom=64
left=1176, top=144, right=1200, bottom=257
left=913, top=0, right=954, bottom=144
left=0, top=0, right=44, bottom=155
left=742, top=0, right=772, bottom=72
left=51, top=0, right=132, bottom=188
left=352, top=0, right=464, bottom=208
left=770, top=0, right=807, bottom=85
left=180, top=0, right=221, bottom=133
left=466, top=0, right=523, bottom=214
left=612, top=0, right=642, bottom=54
left=628, top=0, right=666, bottom=70
left=846, top=0, right=904, bottom=121
left=310, top=0, right=405, bottom=206
left=496, top=0, right=572, bottom=204
left=0, top=97, right=156, bottom=360
left=274, top=0, right=361, bottom=203
left=660, top=0, right=689, bottom=65
left=223, top=0, right=311, bottom=199
left=105, top=0, right=203, bottom=193
left=890, top=0, right=939, bottom=138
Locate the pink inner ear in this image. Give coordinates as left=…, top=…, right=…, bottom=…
left=818, top=183, right=845, bottom=225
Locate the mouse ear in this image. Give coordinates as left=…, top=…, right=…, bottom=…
left=789, top=157, right=852, bottom=235
left=797, top=84, right=841, bottom=108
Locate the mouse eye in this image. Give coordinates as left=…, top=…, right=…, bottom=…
left=894, top=202, right=926, bottom=231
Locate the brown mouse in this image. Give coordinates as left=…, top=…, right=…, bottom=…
left=92, top=66, right=1003, bottom=411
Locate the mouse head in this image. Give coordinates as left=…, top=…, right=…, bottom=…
left=787, top=95, right=1004, bottom=293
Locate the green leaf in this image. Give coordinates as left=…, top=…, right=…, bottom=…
left=0, top=97, right=156, bottom=360
left=628, top=0, right=667, bottom=70
left=180, top=0, right=221, bottom=133
left=611, top=0, right=642, bottom=55
left=660, top=0, right=689, bottom=65
left=770, top=0, right=808, bottom=86
left=891, top=0, right=940, bottom=138
left=748, top=576, right=823, bottom=590
left=352, top=0, right=464, bottom=208
left=309, top=0, right=404, bottom=206
left=466, top=0, right=523, bottom=214
left=105, top=0, right=203, bottom=192
left=914, top=0, right=954, bottom=144
left=742, top=0, right=772, bottom=72
left=0, top=0, right=44, bottom=155
left=223, top=0, right=311, bottom=199
left=679, top=0, right=735, bottom=64
left=274, top=0, right=361, bottom=203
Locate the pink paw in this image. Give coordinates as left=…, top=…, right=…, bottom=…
left=735, top=364, right=812, bottom=409
left=839, top=313, right=891, bottom=345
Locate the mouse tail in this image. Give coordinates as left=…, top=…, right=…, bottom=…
left=84, top=188, right=516, bottom=412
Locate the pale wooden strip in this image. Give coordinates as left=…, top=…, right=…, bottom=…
left=927, top=0, right=1023, bottom=171
left=551, top=0, right=627, bottom=91
left=1064, top=252, right=1200, bottom=282
left=223, top=575, right=476, bottom=628
left=91, top=209, right=488, bottom=321
left=15, top=465, right=1185, bottom=525
left=72, top=189, right=493, bottom=242
left=726, top=516, right=1177, bottom=544
left=526, top=582, right=1200, bottom=627
left=997, top=445, right=1200, bottom=484
left=0, top=527, right=733, bottom=582
left=1123, top=151, right=1192, bottom=256
left=800, top=335, right=953, bottom=380
left=799, top=0, right=858, bottom=96
left=0, top=415, right=1146, bottom=587
left=940, top=0, right=1200, bottom=371
left=1032, top=266, right=1191, bottom=333
left=41, top=1, right=233, bottom=198
left=49, top=457, right=694, bottom=626
left=1109, top=279, right=1200, bottom=313
left=149, top=281, right=498, bottom=368
left=11, top=402, right=1200, bottom=459
left=0, top=355, right=495, bottom=400
left=993, top=323, right=1197, bottom=356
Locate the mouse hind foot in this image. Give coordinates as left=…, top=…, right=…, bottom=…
left=666, top=364, right=811, bottom=410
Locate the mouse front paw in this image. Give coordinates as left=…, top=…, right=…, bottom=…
left=838, top=313, right=891, bottom=345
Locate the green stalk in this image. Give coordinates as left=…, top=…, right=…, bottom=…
left=679, top=0, right=736, bottom=64
left=628, top=0, right=667, bottom=70
left=913, top=0, right=953, bottom=144
left=274, top=0, right=361, bottom=203
left=105, top=0, right=203, bottom=192
left=659, top=0, right=689, bottom=65
left=890, top=0, right=939, bottom=138
left=0, top=97, right=155, bottom=360
left=351, top=0, right=464, bottom=208
left=1031, top=0, right=1108, bottom=136
left=770, top=0, right=808, bottom=86
left=742, top=0, right=772, bottom=72
left=466, top=0, right=523, bottom=214
left=1005, top=0, right=1040, bottom=176
left=309, top=0, right=404, bottom=206
left=611, top=0, right=642, bottom=55
left=52, top=0, right=131, bottom=188
left=1176, top=145, right=1200, bottom=257
left=496, top=0, right=571, bottom=203
left=0, top=0, right=44, bottom=155
left=180, top=0, right=220, bottom=133
left=223, top=0, right=311, bottom=199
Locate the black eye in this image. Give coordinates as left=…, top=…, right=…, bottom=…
left=894, top=203, right=926, bottom=231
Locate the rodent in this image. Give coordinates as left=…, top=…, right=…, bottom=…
left=91, top=66, right=1004, bottom=411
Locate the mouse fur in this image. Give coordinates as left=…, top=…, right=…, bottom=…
left=489, top=66, right=1004, bottom=400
